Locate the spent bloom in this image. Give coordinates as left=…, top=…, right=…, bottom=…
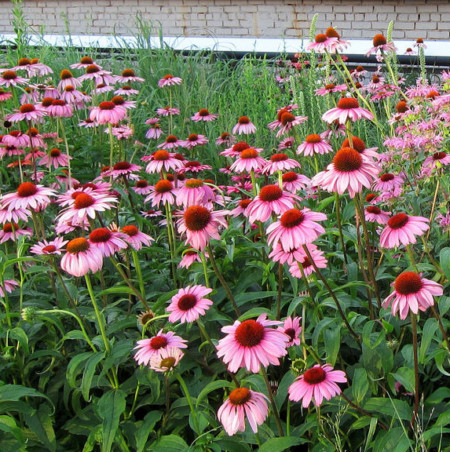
left=167, top=285, right=213, bottom=323
left=289, top=364, right=347, bottom=407
left=217, top=388, right=269, bottom=436
left=382, top=272, right=443, bottom=319
left=149, top=347, right=184, bottom=372
left=216, top=314, right=289, bottom=373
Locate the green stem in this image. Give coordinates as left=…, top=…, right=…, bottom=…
left=58, top=117, right=73, bottom=188
left=175, top=373, right=200, bottom=434
left=200, top=252, right=210, bottom=287
left=410, top=313, right=420, bottom=429
left=207, top=243, right=240, bottom=317
left=131, top=249, right=146, bottom=301
left=334, top=193, right=348, bottom=266
left=261, top=367, right=284, bottom=437
left=84, top=274, right=111, bottom=355
left=108, top=122, right=115, bottom=169
left=276, top=263, right=283, bottom=320
left=165, top=202, right=178, bottom=288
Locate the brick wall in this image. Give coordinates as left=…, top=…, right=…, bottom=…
left=0, top=0, right=449, bottom=41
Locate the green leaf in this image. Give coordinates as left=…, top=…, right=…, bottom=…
left=439, top=247, right=450, bottom=280
left=425, top=387, right=450, bottom=404
left=275, top=371, right=296, bottom=410
left=364, top=397, right=412, bottom=421
left=67, top=352, right=93, bottom=388
left=316, top=195, right=335, bottom=212
left=9, top=327, right=29, bottom=354
left=362, top=321, right=385, bottom=350
left=98, top=286, right=136, bottom=296
left=136, top=411, right=162, bottom=452
left=214, top=438, right=251, bottom=452
left=259, top=436, right=306, bottom=452
left=97, top=389, right=127, bottom=452
left=352, top=368, right=369, bottom=404
left=24, top=405, right=56, bottom=452
left=196, top=380, right=234, bottom=408
left=150, top=434, right=189, bottom=451
left=0, top=415, right=24, bottom=442
left=235, top=291, right=278, bottom=305
left=324, top=326, right=340, bottom=366
left=419, top=318, right=439, bottom=364
left=0, top=384, right=50, bottom=404
left=372, top=427, right=412, bottom=452
left=392, top=367, right=415, bottom=394
left=81, top=352, right=105, bottom=401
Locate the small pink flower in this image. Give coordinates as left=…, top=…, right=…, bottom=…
left=0, top=223, right=32, bottom=243
left=177, top=205, right=229, bottom=251
left=289, top=364, right=347, bottom=407
left=156, top=106, right=180, bottom=116
left=382, top=272, right=443, bottom=319
left=88, top=227, right=128, bottom=257
left=134, top=330, right=187, bottom=365
left=47, top=99, right=73, bottom=117
left=379, top=213, right=429, bottom=249
left=39, top=148, right=71, bottom=169
left=158, top=74, right=182, bottom=87
left=132, top=180, right=152, bottom=195
left=288, top=244, right=328, bottom=277
left=282, top=171, right=310, bottom=192
left=2, top=182, right=55, bottom=211
left=315, top=83, right=348, bottom=96
left=58, top=69, right=82, bottom=90
left=30, top=237, right=68, bottom=255
left=217, top=388, right=269, bottom=436
left=297, top=134, right=333, bottom=157
left=120, top=225, right=153, bottom=250
left=108, top=161, right=142, bottom=179
left=0, top=70, right=28, bottom=87
left=322, top=98, right=374, bottom=124
left=191, top=108, right=218, bottom=122
left=115, top=85, right=139, bottom=96
left=145, top=123, right=163, bottom=140
left=180, top=133, right=209, bottom=149
left=182, top=161, right=212, bottom=174
left=157, top=135, right=182, bottom=149
left=176, top=179, right=215, bottom=208
left=144, top=150, right=185, bottom=174
left=245, top=185, right=300, bottom=224
left=278, top=316, right=302, bottom=347
left=144, top=179, right=178, bottom=207
left=0, top=279, right=19, bottom=298
left=423, top=152, right=450, bottom=169
left=216, top=132, right=235, bottom=146
left=216, top=314, right=289, bottom=373
left=262, top=153, right=301, bottom=174
left=7, top=104, right=47, bottom=123
left=167, top=285, right=213, bottom=323
left=230, top=148, right=267, bottom=174
left=267, top=208, right=327, bottom=251
left=115, top=68, right=145, bottom=83
left=61, top=237, right=103, bottom=277
left=275, top=112, right=308, bottom=137
left=90, top=101, right=127, bottom=125
left=178, top=249, right=207, bottom=269
left=366, top=34, right=396, bottom=57
left=78, top=65, right=115, bottom=84
left=149, top=347, right=184, bottom=372
left=232, top=116, right=257, bottom=135
left=365, top=206, right=391, bottom=225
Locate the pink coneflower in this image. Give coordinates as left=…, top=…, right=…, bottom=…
left=245, top=185, right=299, bottom=224
left=70, top=56, right=97, bottom=70
left=0, top=88, right=12, bottom=102
left=115, top=68, right=145, bottom=83
left=367, top=34, right=396, bottom=55
left=13, top=58, right=52, bottom=77
left=178, top=249, right=206, bottom=269
left=177, top=205, right=229, bottom=251
left=0, top=223, right=32, bottom=243
left=180, top=133, right=209, bottom=149
left=121, top=225, right=153, bottom=250
left=382, top=272, right=443, bottom=320
left=322, top=98, right=374, bottom=124
left=144, top=179, right=178, bottom=207
left=115, top=85, right=139, bottom=96
left=111, top=95, right=136, bottom=110
left=289, top=244, right=328, bottom=277
left=315, top=83, right=348, bottom=96
left=365, top=206, right=391, bottom=224
left=216, top=314, right=288, bottom=373
left=158, top=74, right=182, bottom=87
left=278, top=316, right=302, bottom=347
left=232, top=116, right=257, bottom=135
left=79, top=118, right=97, bottom=128
left=78, top=65, right=115, bottom=85
left=141, top=209, right=162, bottom=218
left=57, top=191, right=117, bottom=225
left=297, top=134, right=333, bottom=156
left=134, top=330, right=187, bottom=365
left=217, top=388, right=269, bottom=436
left=289, top=364, right=347, bottom=407
left=0, top=70, right=28, bottom=87
left=132, top=180, right=152, bottom=195
left=58, top=69, right=82, bottom=90
left=404, top=47, right=416, bottom=55
left=278, top=137, right=295, bottom=151
left=230, top=148, right=267, bottom=174
left=281, top=171, right=310, bottom=192
left=7, top=104, right=47, bottom=123
left=321, top=121, right=347, bottom=140
left=144, top=150, right=185, bottom=174
left=0, top=146, right=25, bottom=158
left=0, top=203, right=30, bottom=223
left=379, top=213, right=429, bottom=248
left=313, top=147, right=380, bottom=198
left=221, top=140, right=252, bottom=157
left=341, top=137, right=379, bottom=161
left=60, top=237, right=103, bottom=277
left=145, top=123, right=163, bottom=140
left=2, top=130, right=30, bottom=148
left=262, top=153, right=301, bottom=175
left=90, top=101, right=127, bottom=125
left=414, top=38, right=427, bottom=49
left=156, top=106, right=180, bottom=116
left=423, top=152, right=450, bottom=169
left=109, top=161, right=142, bottom=179
left=25, top=127, right=46, bottom=148
left=182, top=161, right=212, bottom=174
left=267, top=208, right=326, bottom=251
left=230, top=198, right=252, bottom=218
left=149, top=347, right=184, bottom=372
left=2, top=182, right=55, bottom=211
left=89, top=227, right=128, bottom=257
left=306, top=34, right=339, bottom=53
left=273, top=112, right=308, bottom=137
left=167, top=285, right=213, bottom=323
left=61, top=85, right=89, bottom=104
left=30, top=237, right=68, bottom=255
left=39, top=148, right=71, bottom=169
left=0, top=279, right=19, bottom=298
left=372, top=173, right=404, bottom=191
left=191, top=108, right=218, bottom=122
left=176, top=179, right=214, bottom=207
left=216, top=132, right=235, bottom=146
left=47, top=99, right=73, bottom=117
left=20, top=86, right=40, bottom=104
left=157, top=134, right=182, bottom=149
left=110, top=125, right=133, bottom=141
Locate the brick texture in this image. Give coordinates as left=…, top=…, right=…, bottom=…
left=1, top=0, right=448, bottom=41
